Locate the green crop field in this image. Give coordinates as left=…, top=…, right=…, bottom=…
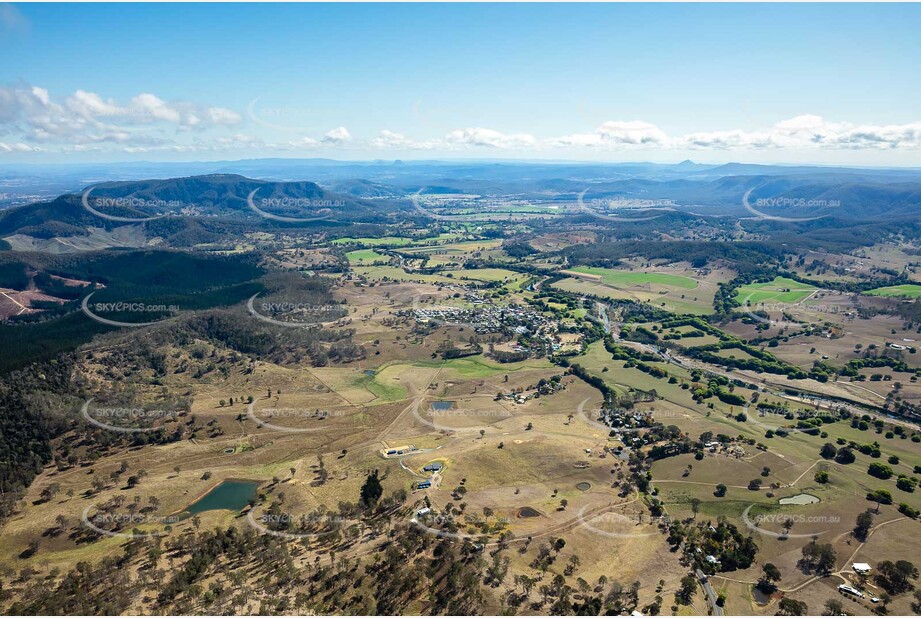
left=345, top=249, right=389, bottom=264
left=866, top=283, right=921, bottom=298
left=735, top=276, right=817, bottom=304
left=568, top=266, right=699, bottom=289
left=333, top=237, right=413, bottom=247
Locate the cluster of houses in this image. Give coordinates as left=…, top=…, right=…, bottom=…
left=413, top=462, right=444, bottom=491
left=496, top=377, right=565, bottom=405
left=405, top=300, right=554, bottom=337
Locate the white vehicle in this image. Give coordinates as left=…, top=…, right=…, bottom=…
left=838, top=584, right=864, bottom=599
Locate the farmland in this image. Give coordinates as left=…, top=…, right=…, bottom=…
left=866, top=284, right=921, bottom=298
left=3, top=181, right=921, bottom=617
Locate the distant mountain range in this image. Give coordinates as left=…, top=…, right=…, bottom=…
left=0, top=174, right=392, bottom=251
left=0, top=162, right=918, bottom=252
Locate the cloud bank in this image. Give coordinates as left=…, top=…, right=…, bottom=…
left=2, top=84, right=920, bottom=157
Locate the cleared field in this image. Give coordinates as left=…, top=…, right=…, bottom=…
left=866, top=283, right=921, bottom=298
left=345, top=248, right=389, bottom=264
left=333, top=236, right=414, bottom=247
left=351, top=265, right=454, bottom=283
left=553, top=272, right=715, bottom=315
left=735, top=276, right=817, bottom=304
left=567, top=266, right=698, bottom=289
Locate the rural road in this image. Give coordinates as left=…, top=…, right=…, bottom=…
left=696, top=568, right=724, bottom=616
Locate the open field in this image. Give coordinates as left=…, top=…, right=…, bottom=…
left=553, top=265, right=721, bottom=315
left=735, top=276, right=818, bottom=304
left=345, top=248, right=390, bottom=264
left=4, top=202, right=921, bottom=616
left=566, top=266, right=699, bottom=290
left=866, top=283, right=921, bottom=298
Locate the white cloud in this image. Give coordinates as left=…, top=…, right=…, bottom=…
left=0, top=83, right=243, bottom=151
left=322, top=126, right=352, bottom=144
left=446, top=127, right=537, bottom=149
left=2, top=85, right=920, bottom=158
left=206, top=106, right=243, bottom=126
left=370, top=129, right=438, bottom=150
left=553, top=120, right=669, bottom=148
left=675, top=115, right=921, bottom=151
left=0, top=141, right=40, bottom=152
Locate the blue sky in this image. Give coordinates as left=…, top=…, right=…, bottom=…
left=1, top=3, right=920, bottom=165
